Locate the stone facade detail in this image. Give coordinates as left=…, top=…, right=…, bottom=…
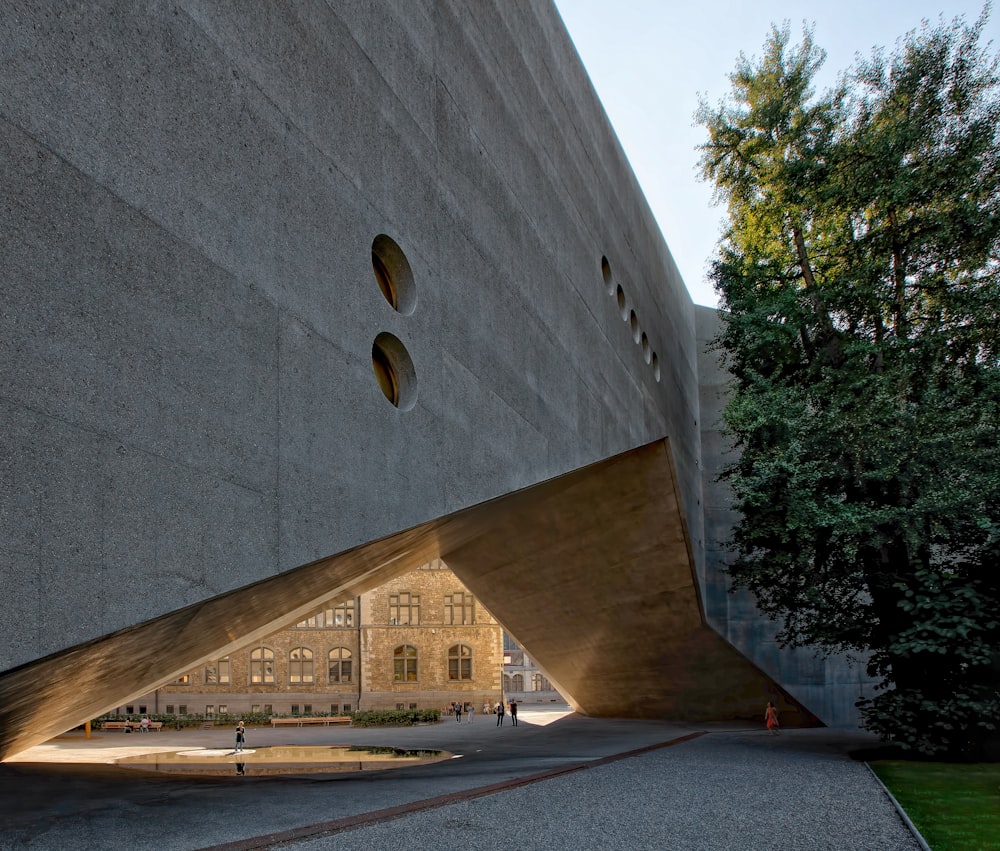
left=134, top=560, right=502, bottom=717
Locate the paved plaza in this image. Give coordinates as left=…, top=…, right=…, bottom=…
left=0, top=707, right=921, bottom=850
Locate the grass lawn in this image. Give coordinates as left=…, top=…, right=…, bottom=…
left=870, top=761, right=1000, bottom=850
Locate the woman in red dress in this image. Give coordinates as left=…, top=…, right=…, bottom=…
left=765, top=701, right=780, bottom=734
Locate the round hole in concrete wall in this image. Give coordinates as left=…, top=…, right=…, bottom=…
left=616, top=284, right=627, bottom=319
left=371, top=234, right=417, bottom=315
left=629, top=310, right=640, bottom=343
left=601, top=256, right=614, bottom=294
left=652, top=352, right=661, bottom=382
left=372, top=332, right=418, bottom=410
left=641, top=332, right=651, bottom=363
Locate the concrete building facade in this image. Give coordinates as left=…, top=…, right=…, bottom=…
left=1, top=1, right=868, bottom=758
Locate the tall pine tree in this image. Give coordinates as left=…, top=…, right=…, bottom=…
left=698, top=11, right=1000, bottom=755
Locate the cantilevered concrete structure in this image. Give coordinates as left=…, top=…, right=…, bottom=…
left=0, top=1, right=863, bottom=759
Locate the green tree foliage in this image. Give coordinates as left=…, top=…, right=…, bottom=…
left=697, top=10, right=1000, bottom=756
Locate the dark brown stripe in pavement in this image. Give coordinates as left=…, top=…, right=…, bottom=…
left=198, top=731, right=705, bottom=851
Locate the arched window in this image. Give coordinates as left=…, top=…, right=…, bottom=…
left=289, top=647, right=314, bottom=684
left=393, top=645, right=418, bottom=682
left=250, top=648, right=275, bottom=684
left=503, top=673, right=512, bottom=693
left=532, top=673, right=551, bottom=692
left=448, top=644, right=472, bottom=680
left=328, top=647, right=353, bottom=683
left=511, top=673, right=524, bottom=692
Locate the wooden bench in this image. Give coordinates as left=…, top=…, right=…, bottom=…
left=102, top=720, right=163, bottom=732
left=270, top=716, right=352, bottom=728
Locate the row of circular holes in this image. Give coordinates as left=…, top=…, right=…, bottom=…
left=602, top=256, right=660, bottom=382
left=369, top=238, right=663, bottom=409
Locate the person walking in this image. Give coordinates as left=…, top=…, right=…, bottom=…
left=495, top=700, right=505, bottom=726
left=509, top=700, right=518, bottom=726
left=455, top=702, right=463, bottom=723
left=764, top=701, right=780, bottom=734
left=235, top=720, right=246, bottom=752
left=468, top=703, right=475, bottom=723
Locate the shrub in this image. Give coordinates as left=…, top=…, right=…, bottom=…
left=350, top=709, right=441, bottom=728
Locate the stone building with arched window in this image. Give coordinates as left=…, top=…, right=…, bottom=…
left=503, top=633, right=565, bottom=705
left=125, top=560, right=504, bottom=718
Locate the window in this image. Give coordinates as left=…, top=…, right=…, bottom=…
left=173, top=674, right=190, bottom=685
left=532, top=673, right=551, bottom=691
left=139, top=705, right=147, bottom=714
left=444, top=592, right=476, bottom=625
left=251, top=647, right=275, bottom=684
left=396, top=703, right=404, bottom=710
left=296, top=600, right=354, bottom=628
left=409, top=703, right=417, bottom=710
left=512, top=673, right=524, bottom=691
left=264, top=704, right=272, bottom=715
left=204, top=657, right=230, bottom=685
left=165, top=705, right=174, bottom=714
left=503, top=674, right=512, bottom=692
left=342, top=703, right=352, bottom=714
left=178, top=704, right=187, bottom=715
left=393, top=645, right=418, bottom=682
left=448, top=644, right=473, bottom=680
left=205, top=705, right=215, bottom=717
left=389, top=592, right=420, bottom=625
left=328, top=647, right=353, bottom=683
left=218, top=704, right=228, bottom=714
left=251, top=704, right=261, bottom=714
left=289, top=647, right=314, bottom=684
left=126, top=705, right=134, bottom=714
left=292, top=704, right=300, bottom=716
left=331, top=600, right=355, bottom=627
left=304, top=704, right=312, bottom=714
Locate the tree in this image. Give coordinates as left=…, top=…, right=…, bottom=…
left=697, top=10, right=1000, bottom=756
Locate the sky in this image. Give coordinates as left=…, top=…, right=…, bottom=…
left=552, top=0, right=1000, bottom=307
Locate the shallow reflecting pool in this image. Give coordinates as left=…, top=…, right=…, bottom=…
left=114, top=745, right=450, bottom=777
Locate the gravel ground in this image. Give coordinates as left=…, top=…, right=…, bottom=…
left=275, top=731, right=921, bottom=851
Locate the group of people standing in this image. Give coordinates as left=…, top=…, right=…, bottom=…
left=493, top=700, right=517, bottom=726
left=448, top=700, right=519, bottom=726
left=445, top=700, right=521, bottom=725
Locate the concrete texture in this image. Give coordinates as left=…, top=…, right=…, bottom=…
left=2, top=0, right=864, bottom=758
left=1, top=0, right=698, bottom=668
left=0, top=709, right=921, bottom=851
left=0, top=440, right=813, bottom=760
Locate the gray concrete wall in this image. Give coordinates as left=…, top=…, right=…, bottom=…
left=1, top=1, right=701, bottom=673
left=695, top=306, right=876, bottom=726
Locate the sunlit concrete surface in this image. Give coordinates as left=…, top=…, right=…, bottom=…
left=0, top=440, right=815, bottom=760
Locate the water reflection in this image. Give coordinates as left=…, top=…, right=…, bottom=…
left=115, top=745, right=449, bottom=777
